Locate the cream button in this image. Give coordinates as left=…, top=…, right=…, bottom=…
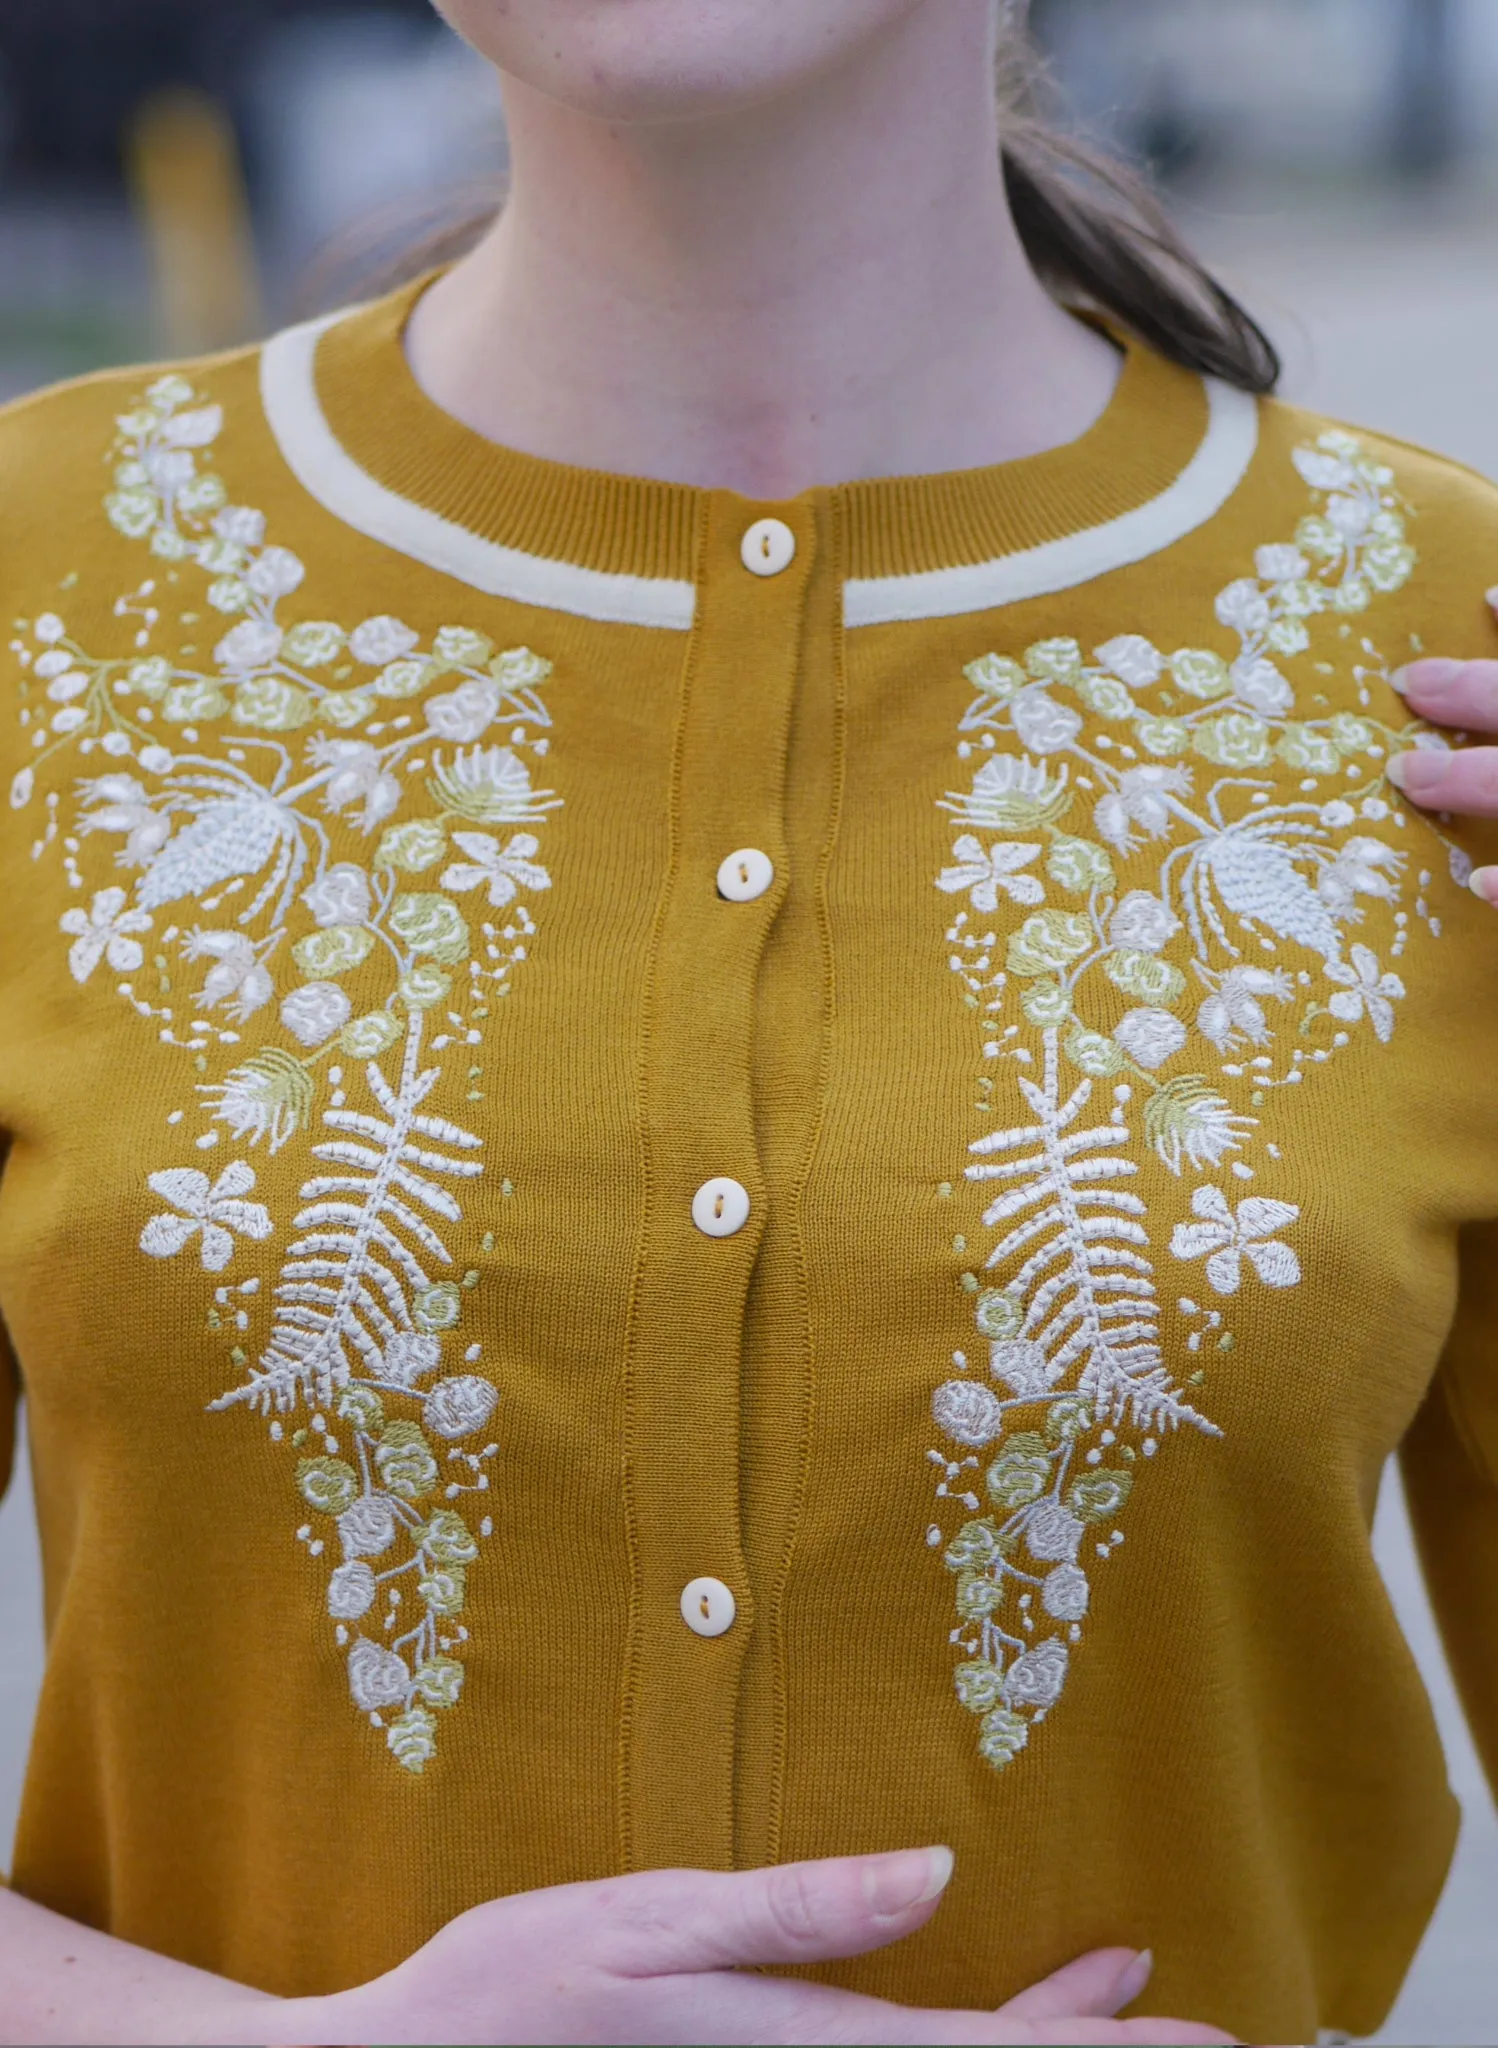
left=681, top=1577, right=737, bottom=1638
left=692, top=1177, right=751, bottom=1238
left=717, top=848, right=775, bottom=903
left=741, top=517, right=797, bottom=578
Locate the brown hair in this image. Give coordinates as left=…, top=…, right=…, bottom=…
left=996, top=21, right=1279, bottom=393
left=305, top=6, right=1279, bottom=396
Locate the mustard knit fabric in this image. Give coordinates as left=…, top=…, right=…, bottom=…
left=2, top=279, right=1497, bottom=2045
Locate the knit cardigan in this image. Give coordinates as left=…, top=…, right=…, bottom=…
left=2, top=278, right=1497, bottom=2044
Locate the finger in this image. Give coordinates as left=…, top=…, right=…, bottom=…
left=1392, top=658, right=1498, bottom=733
left=669, top=1971, right=1236, bottom=2048
left=997, top=1947, right=1149, bottom=2021
left=1386, top=743, right=1498, bottom=816
left=596, top=1846, right=955, bottom=1975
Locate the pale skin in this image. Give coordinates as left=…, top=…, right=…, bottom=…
left=1, top=0, right=1489, bottom=2041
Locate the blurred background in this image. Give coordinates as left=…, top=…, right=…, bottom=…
left=0, top=1, right=1495, bottom=2040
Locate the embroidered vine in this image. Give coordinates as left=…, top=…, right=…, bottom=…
left=928, top=426, right=1462, bottom=1773
left=9, top=370, right=566, bottom=1775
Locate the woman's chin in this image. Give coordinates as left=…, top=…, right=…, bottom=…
left=435, top=0, right=939, bottom=126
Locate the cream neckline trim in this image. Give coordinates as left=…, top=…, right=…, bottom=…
left=260, top=309, right=1261, bottom=633
left=843, top=378, right=1261, bottom=627
left=261, top=314, right=700, bottom=632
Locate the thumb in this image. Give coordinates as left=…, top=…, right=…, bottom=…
left=597, top=1846, right=955, bottom=1976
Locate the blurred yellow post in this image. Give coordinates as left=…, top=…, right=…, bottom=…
left=128, top=90, right=264, bottom=356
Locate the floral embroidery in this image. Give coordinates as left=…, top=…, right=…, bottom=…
left=1168, top=1187, right=1302, bottom=1296
left=140, top=1161, right=274, bottom=1272
left=928, top=427, right=1455, bottom=1771
left=12, top=369, right=566, bottom=1773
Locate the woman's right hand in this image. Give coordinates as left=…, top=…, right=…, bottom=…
left=288, top=1847, right=1237, bottom=2046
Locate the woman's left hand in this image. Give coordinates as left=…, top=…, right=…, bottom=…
left=1388, top=590, right=1498, bottom=903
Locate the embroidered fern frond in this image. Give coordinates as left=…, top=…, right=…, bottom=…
left=209, top=1011, right=483, bottom=1416
left=967, top=1032, right=1219, bottom=1439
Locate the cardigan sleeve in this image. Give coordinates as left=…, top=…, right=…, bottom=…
left=1400, top=1221, right=1498, bottom=1804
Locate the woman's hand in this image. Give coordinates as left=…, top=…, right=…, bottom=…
left=288, top=1848, right=1235, bottom=2047
left=1389, top=592, right=1498, bottom=901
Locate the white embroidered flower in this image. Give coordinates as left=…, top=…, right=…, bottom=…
left=246, top=546, right=306, bottom=600
left=932, top=1379, right=1004, bottom=1448
left=34, top=613, right=67, bottom=644
left=347, top=1638, right=411, bottom=1712
left=310, top=739, right=401, bottom=834
left=213, top=505, right=266, bottom=550
left=327, top=1560, right=377, bottom=1621
left=281, top=981, right=353, bottom=1048
left=60, top=887, right=153, bottom=983
left=935, top=835, right=1045, bottom=912
left=1093, top=764, right=1191, bottom=854
left=183, top=929, right=274, bottom=1017
left=1041, top=1565, right=1090, bottom=1622
left=1002, top=1638, right=1069, bottom=1710
left=1255, top=544, right=1310, bottom=584
left=77, top=775, right=171, bottom=865
left=1025, top=1501, right=1083, bottom=1564
left=214, top=619, right=284, bottom=673
left=1317, top=837, right=1405, bottom=920
left=303, top=862, right=373, bottom=928
left=9, top=767, right=33, bottom=809
left=1010, top=685, right=1083, bottom=755
left=988, top=1338, right=1049, bottom=1398
left=1231, top=656, right=1294, bottom=719
left=139, top=1160, right=273, bottom=1272
left=1108, top=889, right=1181, bottom=955
left=1093, top=634, right=1163, bottom=689
left=425, top=1376, right=501, bottom=1441
left=339, top=1494, right=399, bottom=1560
left=1170, top=1185, right=1301, bottom=1295
left=383, top=1331, right=443, bottom=1388
left=349, top=616, right=420, bottom=667
left=1215, top=577, right=1271, bottom=637
left=426, top=677, right=502, bottom=744
left=160, top=402, right=224, bottom=448
left=1294, top=447, right=1358, bottom=495
left=440, top=831, right=553, bottom=910
left=1112, top=1007, right=1187, bottom=1071
left=1196, top=966, right=1294, bottom=1051
left=1323, top=944, right=1405, bottom=1043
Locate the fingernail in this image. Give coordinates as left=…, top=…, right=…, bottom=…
left=1114, top=1948, right=1154, bottom=2008
left=1386, top=750, right=1446, bottom=798
left=1396, top=658, right=1463, bottom=695
left=1471, top=866, right=1498, bottom=905
left=1486, top=586, right=1498, bottom=610
left=863, top=1845, right=954, bottom=1919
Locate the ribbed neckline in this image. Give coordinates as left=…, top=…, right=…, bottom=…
left=312, top=273, right=1213, bottom=588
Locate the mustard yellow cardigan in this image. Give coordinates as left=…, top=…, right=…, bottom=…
left=2, top=279, right=1498, bottom=2044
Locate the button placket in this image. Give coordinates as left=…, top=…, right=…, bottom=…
left=621, top=499, right=812, bottom=1872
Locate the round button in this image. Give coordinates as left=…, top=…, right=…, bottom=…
left=716, top=848, right=775, bottom=903
left=692, top=1177, right=751, bottom=1239
left=681, top=1577, right=737, bottom=1638
left=740, top=517, right=797, bottom=578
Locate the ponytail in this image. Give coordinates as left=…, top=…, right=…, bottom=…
left=997, top=21, right=1280, bottom=394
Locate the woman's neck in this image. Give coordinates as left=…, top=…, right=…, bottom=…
left=407, top=3, right=1121, bottom=497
